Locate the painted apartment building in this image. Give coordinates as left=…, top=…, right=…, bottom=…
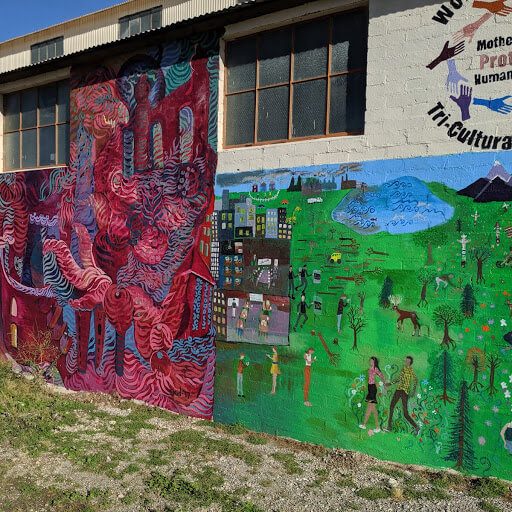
left=0, top=0, right=511, bottom=480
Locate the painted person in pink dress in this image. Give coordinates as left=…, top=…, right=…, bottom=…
left=359, top=356, right=388, bottom=433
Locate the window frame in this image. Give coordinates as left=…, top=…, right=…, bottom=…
left=3, top=81, right=70, bottom=172
left=223, top=6, right=368, bottom=149
left=119, top=6, right=163, bottom=39
left=30, top=37, right=64, bottom=65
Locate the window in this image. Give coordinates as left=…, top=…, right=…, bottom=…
left=120, top=7, right=162, bottom=39
left=31, top=37, right=64, bottom=64
left=224, top=8, right=368, bottom=147
left=3, top=81, right=70, bottom=171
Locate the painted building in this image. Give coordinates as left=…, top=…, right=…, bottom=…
left=0, top=0, right=512, bottom=480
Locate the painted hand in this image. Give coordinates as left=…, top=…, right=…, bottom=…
left=446, top=60, right=469, bottom=94
left=427, top=41, right=465, bottom=70
left=453, top=13, right=492, bottom=42
left=474, top=95, right=512, bottom=114
left=473, top=0, right=512, bottom=15
left=450, top=85, right=473, bottom=121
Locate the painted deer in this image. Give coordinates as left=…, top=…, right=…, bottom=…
left=389, top=295, right=421, bottom=336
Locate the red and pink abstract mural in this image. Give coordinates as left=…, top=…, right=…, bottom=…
left=0, top=33, right=220, bottom=418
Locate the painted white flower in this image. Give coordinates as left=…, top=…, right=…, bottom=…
left=492, top=406, right=500, bottom=413
left=485, top=420, right=493, bottom=427
left=478, top=437, right=486, bottom=446
left=505, top=391, right=511, bottom=399
left=357, top=403, right=361, bottom=408
left=502, top=382, right=508, bottom=389
left=501, top=319, right=508, bottom=327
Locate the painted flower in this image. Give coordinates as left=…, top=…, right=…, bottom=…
left=488, top=319, right=495, bottom=325
left=502, top=382, right=508, bottom=389
left=505, top=390, right=511, bottom=399
left=473, top=405, right=480, bottom=412
left=482, top=325, right=490, bottom=332
left=492, top=406, right=500, bottom=413
left=485, top=420, right=493, bottom=427
left=478, top=437, right=486, bottom=446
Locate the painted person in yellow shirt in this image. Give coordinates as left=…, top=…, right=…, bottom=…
left=385, top=356, right=419, bottom=435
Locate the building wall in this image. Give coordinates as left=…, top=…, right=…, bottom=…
left=217, top=0, right=512, bottom=171
left=212, top=0, right=512, bottom=480
left=0, top=32, right=220, bottom=419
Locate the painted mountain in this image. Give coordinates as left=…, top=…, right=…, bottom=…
left=332, top=176, right=454, bottom=235
left=458, top=161, right=512, bottom=202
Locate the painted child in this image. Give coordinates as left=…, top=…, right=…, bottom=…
left=303, top=348, right=317, bottom=407
left=237, top=353, right=249, bottom=397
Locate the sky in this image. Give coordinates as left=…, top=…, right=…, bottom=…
left=0, top=0, right=124, bottom=42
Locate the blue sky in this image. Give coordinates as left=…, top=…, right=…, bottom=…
left=0, top=1, right=122, bottom=42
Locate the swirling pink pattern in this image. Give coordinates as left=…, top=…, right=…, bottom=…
left=0, top=36, right=219, bottom=419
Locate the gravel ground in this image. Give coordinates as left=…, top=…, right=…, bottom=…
left=0, top=377, right=510, bottom=512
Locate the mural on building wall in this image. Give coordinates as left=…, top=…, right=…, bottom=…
left=213, top=152, right=512, bottom=479
left=0, top=32, right=220, bottom=419
left=428, top=0, right=512, bottom=151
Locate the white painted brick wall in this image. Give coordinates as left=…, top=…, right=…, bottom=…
left=218, top=0, right=511, bottom=173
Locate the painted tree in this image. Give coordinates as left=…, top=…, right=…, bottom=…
left=460, top=284, right=476, bottom=318
left=412, top=225, right=445, bottom=265
left=287, top=175, right=296, bottom=192
left=379, top=276, right=393, bottom=309
left=433, top=304, right=463, bottom=348
left=347, top=306, right=366, bottom=350
left=486, top=354, right=501, bottom=397
left=465, top=347, right=485, bottom=392
left=471, top=246, right=491, bottom=284
left=444, top=381, right=475, bottom=471
left=296, top=175, right=303, bottom=192
left=430, top=349, right=456, bottom=404
left=417, top=267, right=436, bottom=307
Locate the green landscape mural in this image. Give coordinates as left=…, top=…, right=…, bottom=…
left=211, top=152, right=512, bottom=480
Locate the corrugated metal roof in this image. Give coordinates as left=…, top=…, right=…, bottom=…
left=0, top=0, right=260, bottom=75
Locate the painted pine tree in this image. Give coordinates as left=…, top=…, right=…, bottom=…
left=460, top=284, right=476, bottom=318
left=430, top=349, right=456, bottom=404
left=444, top=380, right=475, bottom=471
left=379, top=277, right=393, bottom=309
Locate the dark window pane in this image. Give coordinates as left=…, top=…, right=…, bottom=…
left=294, top=19, right=328, bottom=80
left=259, top=28, right=291, bottom=87
left=120, top=19, right=129, bottom=38
left=332, top=11, right=368, bottom=73
left=57, top=124, right=70, bottom=165
left=4, top=132, right=20, bottom=170
left=48, top=42, right=56, bottom=60
left=31, top=46, right=38, bottom=64
left=257, top=86, right=289, bottom=142
left=226, top=92, right=255, bottom=146
left=226, top=38, right=256, bottom=93
left=39, top=85, right=57, bottom=125
left=329, top=72, right=366, bottom=134
left=39, top=126, right=56, bottom=166
left=21, top=89, right=37, bottom=129
left=292, top=79, right=326, bottom=137
left=57, top=82, right=70, bottom=123
left=141, top=12, right=151, bottom=32
left=4, top=94, right=20, bottom=132
left=21, top=129, right=37, bottom=168
left=39, top=44, right=48, bottom=62
left=151, top=8, right=161, bottom=29
left=129, top=17, right=141, bottom=36
left=56, top=38, right=64, bottom=57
